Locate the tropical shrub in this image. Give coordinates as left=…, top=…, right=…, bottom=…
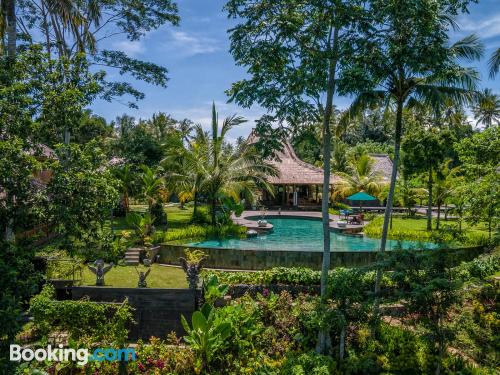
left=203, top=267, right=394, bottom=291
left=452, top=251, right=500, bottom=281
left=28, top=285, right=133, bottom=346
left=203, top=275, right=229, bottom=305
left=37, top=249, right=85, bottom=281
left=181, top=303, right=232, bottom=372
left=158, top=223, right=246, bottom=243
left=150, top=201, right=167, bottom=225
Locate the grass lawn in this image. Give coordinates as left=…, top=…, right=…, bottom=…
left=376, top=215, right=489, bottom=233
left=81, top=264, right=188, bottom=288
left=111, top=205, right=194, bottom=233
left=364, top=214, right=491, bottom=242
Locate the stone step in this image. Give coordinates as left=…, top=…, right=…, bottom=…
left=126, top=250, right=141, bottom=255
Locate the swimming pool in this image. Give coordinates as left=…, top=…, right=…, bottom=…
left=186, top=216, right=437, bottom=252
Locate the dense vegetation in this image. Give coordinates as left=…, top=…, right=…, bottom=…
left=0, top=0, right=498, bottom=373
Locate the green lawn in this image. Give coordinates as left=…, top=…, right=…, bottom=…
left=111, top=205, right=194, bottom=233
left=364, top=214, right=491, bottom=243
left=81, top=264, right=188, bottom=288
left=374, top=215, right=489, bottom=233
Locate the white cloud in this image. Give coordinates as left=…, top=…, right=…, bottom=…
left=112, top=40, right=145, bottom=56
left=165, top=31, right=221, bottom=57
left=458, top=13, right=500, bottom=39
left=168, top=102, right=266, bottom=142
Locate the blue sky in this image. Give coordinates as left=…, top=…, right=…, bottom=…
left=91, top=0, right=500, bottom=141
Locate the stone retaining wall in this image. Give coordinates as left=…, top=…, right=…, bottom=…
left=71, top=287, right=195, bottom=340
left=159, top=243, right=487, bottom=270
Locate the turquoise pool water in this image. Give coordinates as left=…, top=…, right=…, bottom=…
left=186, top=216, right=438, bottom=252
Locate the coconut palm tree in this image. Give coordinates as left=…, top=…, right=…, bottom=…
left=472, top=89, right=500, bottom=128
left=139, top=165, right=165, bottom=215
left=163, top=125, right=208, bottom=221
left=488, top=48, right=500, bottom=79
left=113, top=164, right=136, bottom=213
left=333, top=154, right=386, bottom=199
left=342, top=34, right=481, bottom=305
left=202, top=103, right=277, bottom=226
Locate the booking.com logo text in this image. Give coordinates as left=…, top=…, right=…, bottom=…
left=10, top=344, right=136, bottom=366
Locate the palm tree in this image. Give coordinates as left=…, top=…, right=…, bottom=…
left=333, top=154, right=386, bottom=199
left=343, top=35, right=481, bottom=305
left=202, top=103, right=277, bottom=226
left=139, top=165, right=165, bottom=215
left=488, top=48, right=500, bottom=79
left=163, top=125, right=208, bottom=221
left=433, top=160, right=457, bottom=230
left=113, top=165, right=136, bottom=213
left=472, top=89, right=500, bottom=128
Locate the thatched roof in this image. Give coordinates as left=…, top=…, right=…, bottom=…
left=247, top=131, right=393, bottom=185
left=247, top=132, right=339, bottom=185
left=368, top=154, right=393, bottom=181
left=267, top=141, right=340, bottom=185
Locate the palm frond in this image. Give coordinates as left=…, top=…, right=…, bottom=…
left=449, top=34, right=484, bottom=61
left=488, top=48, right=500, bottom=79
left=339, top=91, right=388, bottom=128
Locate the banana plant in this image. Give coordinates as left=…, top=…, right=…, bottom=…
left=181, top=303, right=231, bottom=371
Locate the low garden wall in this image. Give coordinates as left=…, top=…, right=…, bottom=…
left=159, top=243, right=487, bottom=270
left=71, top=287, right=196, bottom=340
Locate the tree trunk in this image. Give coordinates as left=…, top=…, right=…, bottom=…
left=339, top=325, right=346, bottom=361
left=211, top=196, right=217, bottom=226
left=41, top=1, right=51, bottom=58
left=436, top=202, right=441, bottom=230
left=317, top=26, right=339, bottom=355
left=427, top=167, right=433, bottom=231
left=374, top=97, right=403, bottom=313
left=193, top=190, right=199, bottom=219
left=6, top=0, right=16, bottom=59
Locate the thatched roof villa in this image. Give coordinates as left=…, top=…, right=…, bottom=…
left=249, top=133, right=393, bottom=208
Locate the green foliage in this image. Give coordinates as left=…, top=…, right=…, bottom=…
left=0, top=241, right=39, bottom=373
left=126, top=211, right=155, bottom=246
left=455, top=125, right=500, bottom=178
left=29, top=285, right=133, bottom=346
left=452, top=252, right=500, bottom=281
left=181, top=303, right=232, bottom=372
left=279, top=352, right=337, bottom=375
left=203, top=275, right=229, bottom=306
left=342, top=323, right=432, bottom=374
left=128, top=336, right=195, bottom=375
left=0, top=138, right=43, bottom=236
left=37, top=248, right=85, bottom=281
left=159, top=223, right=247, bottom=243
left=48, top=141, right=119, bottom=244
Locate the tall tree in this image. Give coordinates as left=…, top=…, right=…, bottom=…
left=224, top=0, right=368, bottom=352
left=402, top=126, right=450, bottom=231
left=341, top=0, right=481, bottom=307
left=3, top=0, right=180, bottom=107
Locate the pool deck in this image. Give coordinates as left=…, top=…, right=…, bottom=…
left=232, top=210, right=367, bottom=235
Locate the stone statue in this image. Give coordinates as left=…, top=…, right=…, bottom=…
left=88, top=259, right=113, bottom=286
left=179, top=257, right=204, bottom=289
left=136, top=268, right=151, bottom=288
